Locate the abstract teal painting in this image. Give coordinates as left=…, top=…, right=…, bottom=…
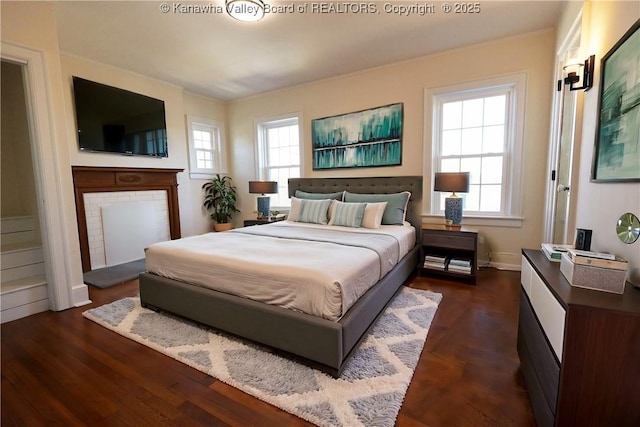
left=312, top=103, right=403, bottom=170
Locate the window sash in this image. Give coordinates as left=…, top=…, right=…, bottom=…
left=186, top=116, right=226, bottom=179
left=257, top=116, right=301, bottom=208
left=432, top=84, right=516, bottom=217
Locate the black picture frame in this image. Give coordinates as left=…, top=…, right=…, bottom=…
left=591, top=19, right=640, bottom=182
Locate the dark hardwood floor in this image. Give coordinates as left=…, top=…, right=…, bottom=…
left=2, top=268, right=535, bottom=426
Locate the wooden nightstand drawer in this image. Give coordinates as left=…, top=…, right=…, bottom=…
left=420, top=224, right=478, bottom=284
left=423, top=233, right=475, bottom=250
left=244, top=217, right=285, bottom=227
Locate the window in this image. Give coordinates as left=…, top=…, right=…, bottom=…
left=186, top=116, right=227, bottom=179
left=427, top=73, right=526, bottom=223
left=256, top=114, right=302, bottom=208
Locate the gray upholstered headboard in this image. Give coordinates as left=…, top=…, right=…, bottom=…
left=288, top=176, right=423, bottom=240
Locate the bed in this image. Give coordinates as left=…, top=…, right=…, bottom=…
left=139, top=176, right=423, bottom=377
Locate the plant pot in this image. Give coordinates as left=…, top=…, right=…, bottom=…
left=213, top=222, right=233, bottom=232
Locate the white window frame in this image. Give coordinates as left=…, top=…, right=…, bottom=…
left=423, top=72, right=527, bottom=227
left=255, top=112, right=303, bottom=209
left=186, top=115, right=227, bottom=180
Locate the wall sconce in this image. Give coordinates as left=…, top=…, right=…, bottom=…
left=562, top=48, right=595, bottom=91
left=226, top=0, right=265, bottom=22
left=434, top=172, right=470, bottom=227
left=249, top=181, right=278, bottom=218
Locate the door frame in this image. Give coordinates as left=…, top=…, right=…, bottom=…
left=2, top=41, right=89, bottom=310
left=543, top=12, right=585, bottom=244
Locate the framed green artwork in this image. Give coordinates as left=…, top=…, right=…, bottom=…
left=592, top=19, right=640, bottom=182
left=311, top=103, right=403, bottom=170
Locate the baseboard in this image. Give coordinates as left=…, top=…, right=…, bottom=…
left=73, top=283, right=91, bottom=307
left=1, top=299, right=49, bottom=324
left=487, top=261, right=521, bottom=271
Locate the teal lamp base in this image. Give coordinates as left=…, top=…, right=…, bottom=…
left=444, top=196, right=463, bottom=225
left=257, top=196, right=270, bottom=218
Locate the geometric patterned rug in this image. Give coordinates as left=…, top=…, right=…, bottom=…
left=83, top=287, right=442, bottom=427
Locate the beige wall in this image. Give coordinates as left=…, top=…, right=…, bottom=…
left=228, top=30, right=556, bottom=267
left=1, top=1, right=226, bottom=310
left=60, top=55, right=224, bottom=237
left=182, top=91, right=229, bottom=234
left=10, top=0, right=634, bottom=283
left=564, top=1, right=640, bottom=284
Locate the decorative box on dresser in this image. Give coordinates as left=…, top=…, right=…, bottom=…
left=518, top=249, right=640, bottom=427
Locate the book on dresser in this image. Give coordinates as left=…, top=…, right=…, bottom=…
left=540, top=243, right=573, bottom=262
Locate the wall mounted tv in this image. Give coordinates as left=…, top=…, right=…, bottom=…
left=72, top=76, right=168, bottom=157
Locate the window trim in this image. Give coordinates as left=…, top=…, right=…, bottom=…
left=423, top=72, right=527, bottom=226
left=186, top=115, right=227, bottom=180
left=254, top=111, right=304, bottom=210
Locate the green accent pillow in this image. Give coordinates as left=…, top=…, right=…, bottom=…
left=343, top=191, right=411, bottom=225
left=329, top=201, right=366, bottom=228
left=298, top=199, right=332, bottom=224
left=294, top=190, right=344, bottom=201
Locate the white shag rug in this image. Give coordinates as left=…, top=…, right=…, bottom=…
left=83, top=287, right=441, bottom=427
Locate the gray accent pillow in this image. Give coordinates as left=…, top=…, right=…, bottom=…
left=294, top=190, right=344, bottom=201
left=343, top=191, right=411, bottom=225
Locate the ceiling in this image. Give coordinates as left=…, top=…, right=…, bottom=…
left=54, top=1, right=565, bottom=101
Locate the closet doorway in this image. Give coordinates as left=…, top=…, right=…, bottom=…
left=0, top=60, right=49, bottom=322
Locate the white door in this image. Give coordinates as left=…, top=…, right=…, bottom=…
left=544, top=14, right=584, bottom=245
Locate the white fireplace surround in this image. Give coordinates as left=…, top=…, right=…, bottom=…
left=84, top=191, right=170, bottom=270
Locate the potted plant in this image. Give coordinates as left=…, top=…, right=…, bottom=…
left=202, top=173, right=240, bottom=231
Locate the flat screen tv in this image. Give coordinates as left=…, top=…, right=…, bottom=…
left=72, top=76, right=168, bottom=157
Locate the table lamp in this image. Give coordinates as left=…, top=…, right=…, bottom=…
left=434, top=172, right=470, bottom=226
left=249, top=181, right=278, bottom=219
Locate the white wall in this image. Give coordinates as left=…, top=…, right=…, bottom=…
left=567, top=1, right=640, bottom=285
left=228, top=30, right=556, bottom=268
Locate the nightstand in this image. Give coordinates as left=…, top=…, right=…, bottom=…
left=243, top=217, right=285, bottom=227
left=421, top=224, right=478, bottom=284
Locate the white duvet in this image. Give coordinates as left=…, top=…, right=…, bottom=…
left=144, top=221, right=415, bottom=321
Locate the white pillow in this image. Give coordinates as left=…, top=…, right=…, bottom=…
left=288, top=197, right=302, bottom=221
left=362, top=202, right=387, bottom=229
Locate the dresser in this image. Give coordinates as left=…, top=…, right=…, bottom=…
left=519, top=249, right=640, bottom=427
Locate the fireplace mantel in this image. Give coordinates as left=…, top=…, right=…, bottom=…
left=72, top=166, right=183, bottom=272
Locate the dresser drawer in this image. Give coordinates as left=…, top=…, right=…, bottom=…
left=423, top=233, right=475, bottom=250
left=521, top=255, right=533, bottom=299
left=518, top=290, right=560, bottom=415
left=530, top=270, right=566, bottom=360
